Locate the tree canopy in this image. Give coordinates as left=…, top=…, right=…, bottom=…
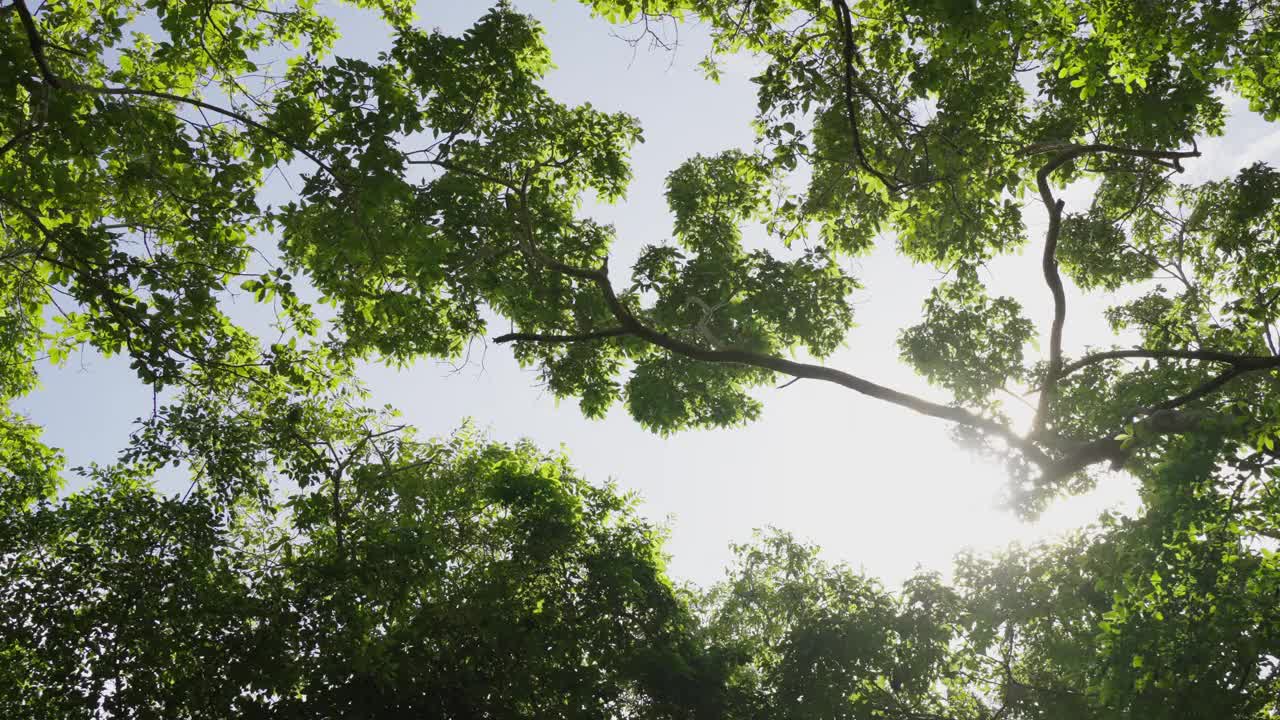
left=3, top=0, right=1280, bottom=716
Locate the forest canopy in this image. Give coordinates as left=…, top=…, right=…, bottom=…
left=3, top=0, right=1280, bottom=717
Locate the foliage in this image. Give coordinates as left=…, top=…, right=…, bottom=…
left=3, top=0, right=1280, bottom=716
left=2, top=401, right=718, bottom=717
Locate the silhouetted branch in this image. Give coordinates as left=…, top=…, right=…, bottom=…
left=494, top=328, right=629, bottom=344
left=1058, top=348, right=1280, bottom=380
left=1029, top=142, right=1202, bottom=434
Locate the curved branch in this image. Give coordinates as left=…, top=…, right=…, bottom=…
left=1028, top=142, right=1201, bottom=434
left=1041, top=362, right=1275, bottom=484
left=609, top=282, right=1046, bottom=462
left=0, top=124, right=41, bottom=157
left=1031, top=196, right=1067, bottom=435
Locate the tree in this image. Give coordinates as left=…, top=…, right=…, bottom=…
left=5, top=0, right=1279, bottom=500
left=696, top=531, right=973, bottom=719
left=2, top=376, right=725, bottom=717
left=4, top=0, right=1280, bottom=717
left=698, top=521, right=1280, bottom=720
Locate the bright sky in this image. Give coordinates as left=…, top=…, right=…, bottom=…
left=19, top=1, right=1280, bottom=589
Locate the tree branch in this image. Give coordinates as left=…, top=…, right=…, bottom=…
left=1020, top=142, right=1201, bottom=171
left=1031, top=195, right=1067, bottom=435
left=1144, top=366, right=1246, bottom=414
left=12, top=0, right=57, bottom=87
left=494, top=328, right=630, bottom=344
left=500, top=185, right=1051, bottom=468
left=829, top=0, right=902, bottom=192
left=1029, top=142, right=1201, bottom=435
left=0, top=124, right=40, bottom=157
left=1040, top=362, right=1273, bottom=484
left=1057, top=348, right=1280, bottom=381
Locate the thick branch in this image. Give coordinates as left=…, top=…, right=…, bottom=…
left=13, top=0, right=57, bottom=87
left=1029, top=142, right=1201, bottom=434
left=1041, top=362, right=1272, bottom=484
left=1031, top=196, right=1067, bottom=434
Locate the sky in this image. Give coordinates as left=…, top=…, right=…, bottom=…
left=18, top=0, right=1280, bottom=589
